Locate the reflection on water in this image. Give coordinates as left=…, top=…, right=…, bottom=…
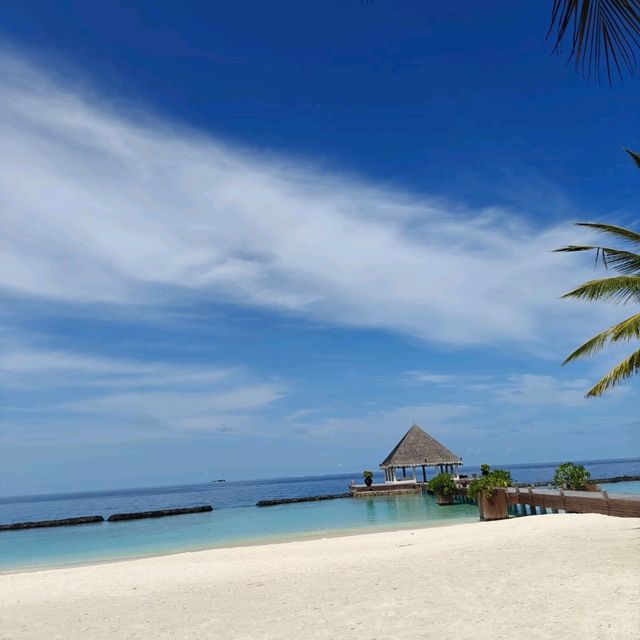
left=365, top=498, right=377, bottom=523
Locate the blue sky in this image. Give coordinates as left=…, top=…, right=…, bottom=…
left=0, top=1, right=638, bottom=495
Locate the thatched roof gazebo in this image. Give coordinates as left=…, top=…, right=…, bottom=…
left=380, top=423, right=462, bottom=484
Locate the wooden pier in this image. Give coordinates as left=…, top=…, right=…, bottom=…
left=503, top=487, right=640, bottom=518
left=422, top=484, right=640, bottom=518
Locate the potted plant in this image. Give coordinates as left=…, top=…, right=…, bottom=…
left=467, top=469, right=512, bottom=520
left=551, top=462, right=594, bottom=491
left=428, top=472, right=457, bottom=505
left=363, top=470, right=374, bottom=488
left=480, top=463, right=491, bottom=477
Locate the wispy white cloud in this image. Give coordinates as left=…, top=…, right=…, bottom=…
left=0, top=344, right=287, bottom=443
left=0, top=347, right=232, bottom=389
left=404, top=371, right=455, bottom=385
left=294, top=403, right=474, bottom=439
left=493, top=374, right=592, bottom=408
left=492, top=373, right=631, bottom=408
left=0, top=48, right=619, bottom=351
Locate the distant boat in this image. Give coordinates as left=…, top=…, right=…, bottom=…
left=212, top=479, right=226, bottom=483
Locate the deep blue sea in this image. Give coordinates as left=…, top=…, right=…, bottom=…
left=1, top=458, right=638, bottom=571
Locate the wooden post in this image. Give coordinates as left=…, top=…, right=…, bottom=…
left=402, top=466, right=406, bottom=478
left=602, top=490, right=610, bottom=516
left=528, top=487, right=536, bottom=515
left=422, top=465, right=426, bottom=483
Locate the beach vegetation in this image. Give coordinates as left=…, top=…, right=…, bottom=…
left=551, top=462, right=592, bottom=491
left=547, top=0, right=640, bottom=83
left=466, top=469, right=513, bottom=500
left=428, top=472, right=457, bottom=497
left=480, top=464, right=491, bottom=477
left=556, top=215, right=640, bottom=397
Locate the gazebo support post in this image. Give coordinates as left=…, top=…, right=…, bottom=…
left=422, top=465, right=426, bottom=483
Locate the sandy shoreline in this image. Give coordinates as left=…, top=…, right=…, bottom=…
left=1, top=514, right=638, bottom=639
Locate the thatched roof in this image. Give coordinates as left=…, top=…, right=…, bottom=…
left=380, top=424, right=462, bottom=467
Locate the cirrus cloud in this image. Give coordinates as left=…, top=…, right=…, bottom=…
left=0, top=47, right=619, bottom=351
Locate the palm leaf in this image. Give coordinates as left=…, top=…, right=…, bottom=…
left=609, top=312, right=640, bottom=340
left=624, top=147, right=640, bottom=168
left=586, top=346, right=640, bottom=396
left=563, top=325, right=617, bottom=362
left=563, top=312, right=640, bottom=362
left=547, top=0, right=640, bottom=82
left=561, top=275, right=640, bottom=303
left=574, top=222, right=640, bottom=247
left=555, top=245, right=640, bottom=273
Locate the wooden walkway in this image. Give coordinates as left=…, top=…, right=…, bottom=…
left=503, top=487, right=640, bottom=518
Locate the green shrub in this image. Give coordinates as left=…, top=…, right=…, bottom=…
left=428, top=472, right=457, bottom=496
left=551, top=462, right=592, bottom=491
left=480, top=463, right=491, bottom=477
left=362, top=470, right=374, bottom=480
left=467, top=468, right=512, bottom=500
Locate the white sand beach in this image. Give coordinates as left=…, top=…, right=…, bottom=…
left=2, top=514, right=639, bottom=640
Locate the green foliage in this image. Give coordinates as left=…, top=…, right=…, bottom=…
left=625, top=148, right=640, bottom=169
left=552, top=462, right=592, bottom=491
left=480, top=464, right=491, bottom=477
left=362, top=470, right=373, bottom=479
left=466, top=469, right=512, bottom=500
left=428, top=472, right=457, bottom=497
left=556, top=215, right=640, bottom=397
left=547, top=0, right=640, bottom=83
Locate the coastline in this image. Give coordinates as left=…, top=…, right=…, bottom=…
left=2, top=514, right=638, bottom=639
left=0, top=514, right=478, bottom=574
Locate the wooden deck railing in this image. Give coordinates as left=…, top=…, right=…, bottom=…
left=502, top=487, right=640, bottom=518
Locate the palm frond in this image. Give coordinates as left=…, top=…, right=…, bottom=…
left=554, top=245, right=640, bottom=273
left=624, top=147, right=640, bottom=168
left=561, top=275, right=640, bottom=303
left=563, top=325, right=617, bottom=362
left=609, top=312, right=640, bottom=340
left=563, top=312, right=640, bottom=363
left=586, top=346, right=640, bottom=396
left=547, top=0, right=640, bottom=82
left=574, top=222, right=640, bottom=247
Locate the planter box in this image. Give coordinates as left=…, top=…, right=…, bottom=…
left=479, top=491, right=508, bottom=520
left=435, top=491, right=454, bottom=506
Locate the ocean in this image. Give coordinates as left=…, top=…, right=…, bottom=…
left=1, top=457, right=639, bottom=571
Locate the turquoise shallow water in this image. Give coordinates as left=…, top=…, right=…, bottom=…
left=600, top=480, right=640, bottom=494
left=0, top=493, right=477, bottom=571
left=2, top=458, right=638, bottom=571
